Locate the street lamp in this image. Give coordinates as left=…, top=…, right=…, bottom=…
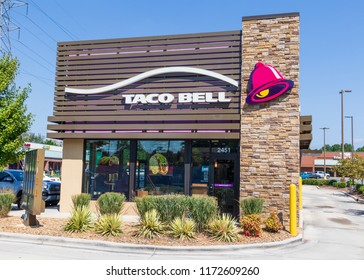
left=320, top=127, right=329, bottom=179
left=339, top=89, right=352, bottom=160
left=345, top=116, right=354, bottom=158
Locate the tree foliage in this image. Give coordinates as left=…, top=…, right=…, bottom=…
left=320, top=143, right=353, bottom=152
left=22, top=132, right=61, bottom=146
left=0, top=56, right=33, bottom=170
left=320, top=143, right=364, bottom=152
left=333, top=155, right=364, bottom=183
left=356, top=146, right=364, bottom=152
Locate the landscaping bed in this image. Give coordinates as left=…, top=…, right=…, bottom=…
left=0, top=216, right=292, bottom=246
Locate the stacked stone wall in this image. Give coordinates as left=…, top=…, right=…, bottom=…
left=240, top=14, right=300, bottom=228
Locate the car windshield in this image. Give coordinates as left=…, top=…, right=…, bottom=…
left=7, top=171, right=24, bottom=181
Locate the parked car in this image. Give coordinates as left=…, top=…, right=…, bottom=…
left=306, top=172, right=321, bottom=179
left=315, top=171, right=330, bottom=179
left=42, top=181, right=61, bottom=206
left=43, top=175, right=61, bottom=183
left=0, top=170, right=24, bottom=209
left=300, top=172, right=309, bottom=179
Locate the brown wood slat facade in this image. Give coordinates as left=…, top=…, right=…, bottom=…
left=48, top=30, right=242, bottom=139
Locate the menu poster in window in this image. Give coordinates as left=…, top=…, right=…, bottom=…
left=149, top=153, right=173, bottom=176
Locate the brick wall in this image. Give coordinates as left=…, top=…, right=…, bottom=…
left=240, top=13, right=300, bottom=228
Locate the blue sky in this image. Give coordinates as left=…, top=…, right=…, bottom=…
left=7, top=0, right=364, bottom=149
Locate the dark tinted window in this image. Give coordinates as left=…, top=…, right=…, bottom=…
left=7, top=171, right=24, bottom=181
left=0, top=172, right=6, bottom=180
left=136, top=140, right=184, bottom=195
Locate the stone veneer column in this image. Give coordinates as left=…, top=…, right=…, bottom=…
left=59, top=139, right=84, bottom=212
left=240, top=13, right=300, bottom=228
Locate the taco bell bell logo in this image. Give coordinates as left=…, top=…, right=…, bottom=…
left=246, top=62, right=294, bottom=104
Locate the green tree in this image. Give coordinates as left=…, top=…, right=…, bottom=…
left=22, top=132, right=61, bottom=146
left=356, top=146, right=364, bottom=152
left=334, top=155, right=364, bottom=185
left=320, top=143, right=353, bottom=152
left=0, top=56, right=33, bottom=170
left=22, top=132, right=44, bottom=143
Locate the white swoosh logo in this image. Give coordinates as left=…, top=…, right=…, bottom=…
left=65, top=66, right=238, bottom=94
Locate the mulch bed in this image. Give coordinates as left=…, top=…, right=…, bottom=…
left=0, top=216, right=293, bottom=246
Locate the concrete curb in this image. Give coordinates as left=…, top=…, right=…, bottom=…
left=0, top=231, right=303, bottom=253
left=340, top=191, right=364, bottom=203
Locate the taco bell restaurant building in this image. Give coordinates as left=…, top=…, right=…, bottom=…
left=47, top=13, right=300, bottom=227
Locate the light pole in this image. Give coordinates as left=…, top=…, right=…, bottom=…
left=339, top=89, right=352, bottom=160
left=345, top=116, right=354, bottom=158
left=320, top=127, right=329, bottom=179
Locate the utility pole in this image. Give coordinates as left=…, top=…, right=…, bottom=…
left=320, top=127, right=329, bottom=179
left=339, top=89, right=352, bottom=160
left=0, top=0, right=27, bottom=55
left=345, top=116, right=354, bottom=158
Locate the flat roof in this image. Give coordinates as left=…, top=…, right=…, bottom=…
left=242, top=12, right=300, bottom=21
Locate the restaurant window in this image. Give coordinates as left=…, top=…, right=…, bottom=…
left=191, top=140, right=210, bottom=186
left=84, top=140, right=130, bottom=199
left=136, top=140, right=184, bottom=195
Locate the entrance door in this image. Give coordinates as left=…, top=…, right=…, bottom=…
left=209, top=155, right=239, bottom=217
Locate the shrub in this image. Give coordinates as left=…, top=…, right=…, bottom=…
left=302, top=179, right=319, bottom=185
left=189, top=196, right=218, bottom=231
left=0, top=192, right=15, bottom=217
left=328, top=180, right=337, bottom=186
left=355, top=184, right=364, bottom=192
left=264, top=212, right=283, bottom=233
left=154, top=195, right=190, bottom=223
left=94, top=214, right=122, bottom=236
left=208, top=214, right=239, bottom=242
left=359, top=186, right=364, bottom=194
left=333, top=182, right=346, bottom=188
left=136, top=209, right=164, bottom=239
left=240, top=197, right=264, bottom=215
left=320, top=180, right=332, bottom=186
left=71, top=193, right=91, bottom=208
left=240, top=214, right=262, bottom=237
left=302, top=179, right=331, bottom=186
left=64, top=206, right=93, bottom=233
left=170, top=216, right=196, bottom=240
left=135, top=195, right=218, bottom=230
left=97, top=192, right=125, bottom=215
left=135, top=195, right=189, bottom=223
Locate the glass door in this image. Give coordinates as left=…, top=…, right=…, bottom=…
left=209, top=155, right=239, bottom=217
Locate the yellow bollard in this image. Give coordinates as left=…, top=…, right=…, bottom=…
left=290, top=184, right=297, bottom=236
left=299, top=177, right=302, bottom=210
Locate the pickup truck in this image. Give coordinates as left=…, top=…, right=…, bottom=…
left=315, top=171, right=330, bottom=179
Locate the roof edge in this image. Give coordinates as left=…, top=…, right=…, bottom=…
left=242, top=12, right=300, bottom=21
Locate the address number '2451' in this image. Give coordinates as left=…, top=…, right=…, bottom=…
left=217, top=147, right=231, bottom=153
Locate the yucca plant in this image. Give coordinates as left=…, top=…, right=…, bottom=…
left=240, top=197, right=264, bottom=215
left=0, top=192, right=15, bottom=218
left=136, top=209, right=164, bottom=239
left=97, top=192, right=125, bottom=215
left=64, top=206, right=93, bottom=233
left=94, top=214, right=122, bottom=236
left=71, top=193, right=91, bottom=209
left=208, top=214, right=239, bottom=242
left=170, top=216, right=196, bottom=240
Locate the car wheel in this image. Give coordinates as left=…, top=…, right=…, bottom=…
left=17, top=197, right=22, bottom=210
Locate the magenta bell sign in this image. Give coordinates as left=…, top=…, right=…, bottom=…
left=246, top=62, right=294, bottom=104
